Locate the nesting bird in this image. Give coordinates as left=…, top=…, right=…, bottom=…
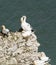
left=39, top=52, right=49, bottom=62
left=1, top=25, right=10, bottom=37
left=38, top=52, right=49, bottom=62
left=20, top=16, right=34, bottom=38
left=20, top=16, right=33, bottom=31
left=33, top=52, right=49, bottom=65
left=33, top=59, right=46, bottom=65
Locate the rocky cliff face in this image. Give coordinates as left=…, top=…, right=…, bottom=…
left=0, top=32, right=50, bottom=65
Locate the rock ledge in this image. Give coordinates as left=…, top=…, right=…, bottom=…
left=0, top=32, right=50, bottom=65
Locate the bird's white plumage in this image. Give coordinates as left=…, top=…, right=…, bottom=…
left=39, top=52, right=49, bottom=62
left=21, top=22, right=32, bottom=31
left=21, top=16, right=32, bottom=31
left=1, top=25, right=10, bottom=35
left=34, top=60, right=46, bottom=65
left=22, top=31, right=31, bottom=38
left=40, top=56, right=49, bottom=62
left=2, top=29, right=9, bottom=34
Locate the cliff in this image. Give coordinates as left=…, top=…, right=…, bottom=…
left=0, top=31, right=50, bottom=65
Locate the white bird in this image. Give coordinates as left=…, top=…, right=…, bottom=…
left=40, top=52, right=49, bottom=62
left=40, top=56, right=49, bottom=62
left=20, top=16, right=32, bottom=31
left=1, top=25, right=10, bottom=36
left=33, top=59, right=46, bottom=65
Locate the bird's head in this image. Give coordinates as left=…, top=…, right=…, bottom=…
left=20, top=16, right=27, bottom=23
left=1, top=25, right=6, bottom=30
left=41, top=52, right=46, bottom=57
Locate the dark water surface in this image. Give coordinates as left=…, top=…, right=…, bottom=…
left=0, top=0, right=56, bottom=65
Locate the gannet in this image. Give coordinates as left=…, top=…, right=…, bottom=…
left=20, top=16, right=33, bottom=31
left=1, top=25, right=10, bottom=37
left=40, top=52, right=49, bottom=62
left=33, top=59, right=46, bottom=65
